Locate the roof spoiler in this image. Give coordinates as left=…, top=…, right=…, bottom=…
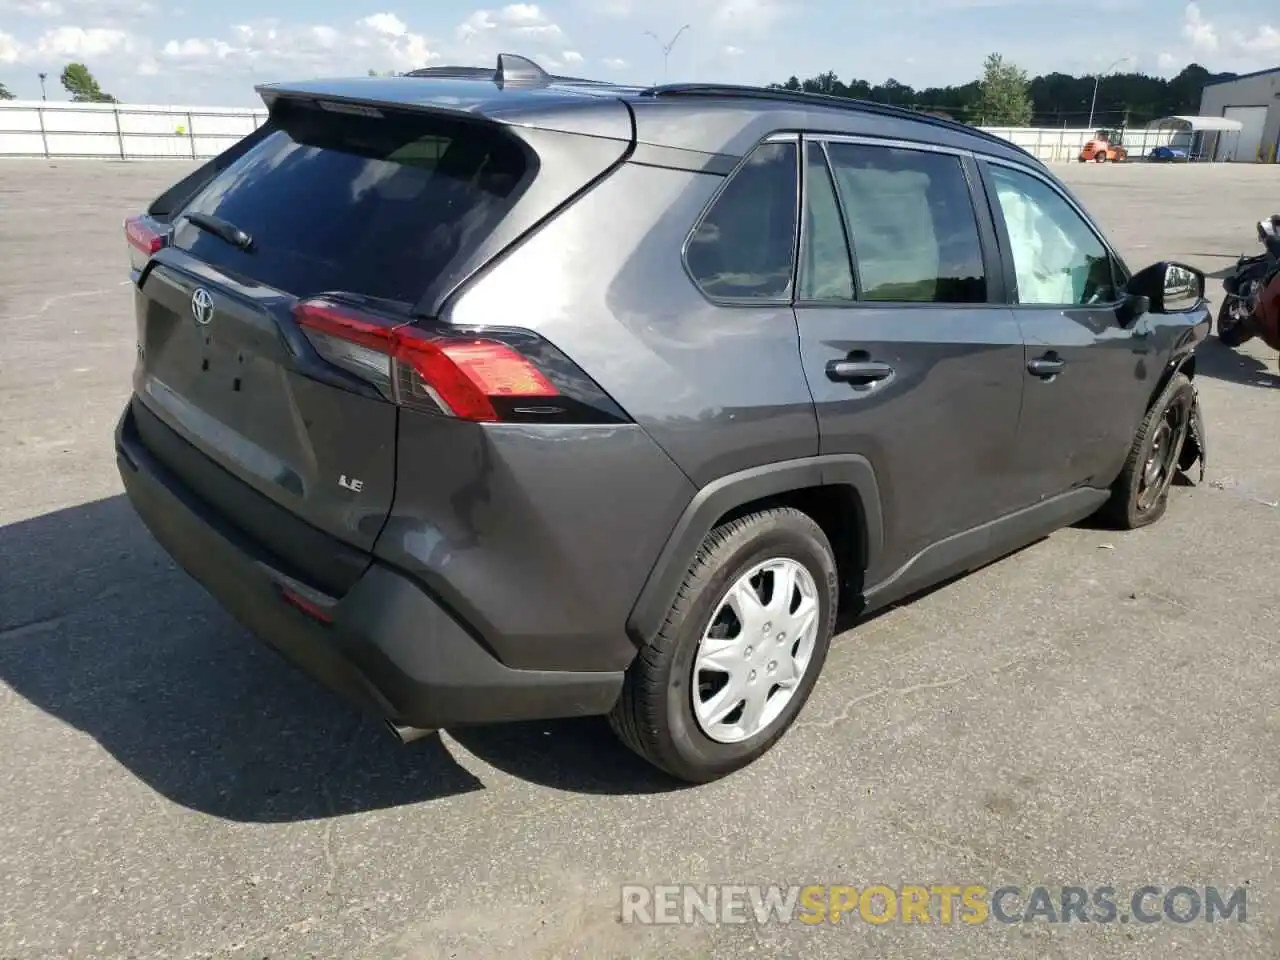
left=405, top=53, right=551, bottom=89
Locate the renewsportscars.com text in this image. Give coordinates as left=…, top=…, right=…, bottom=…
left=620, top=884, right=1248, bottom=926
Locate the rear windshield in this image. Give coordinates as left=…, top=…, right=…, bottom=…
left=174, top=100, right=531, bottom=303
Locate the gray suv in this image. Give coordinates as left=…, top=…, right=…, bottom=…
left=116, top=54, right=1209, bottom=783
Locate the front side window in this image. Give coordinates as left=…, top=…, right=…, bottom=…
left=824, top=142, right=987, bottom=304
left=685, top=141, right=798, bottom=301
left=985, top=163, right=1118, bottom=306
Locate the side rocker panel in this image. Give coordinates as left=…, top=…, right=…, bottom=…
left=625, top=454, right=883, bottom=648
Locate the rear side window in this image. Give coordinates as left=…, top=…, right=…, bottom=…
left=685, top=141, right=798, bottom=301
left=824, top=142, right=987, bottom=304
left=174, top=101, right=530, bottom=303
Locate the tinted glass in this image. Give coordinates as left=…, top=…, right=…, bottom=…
left=825, top=142, right=987, bottom=303
left=986, top=164, right=1118, bottom=306
left=175, top=102, right=529, bottom=303
left=686, top=142, right=798, bottom=300
left=798, top=144, right=855, bottom=301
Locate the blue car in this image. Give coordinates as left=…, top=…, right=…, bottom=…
left=1149, top=145, right=1189, bottom=162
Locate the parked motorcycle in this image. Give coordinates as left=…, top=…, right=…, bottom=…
left=1218, top=215, right=1280, bottom=347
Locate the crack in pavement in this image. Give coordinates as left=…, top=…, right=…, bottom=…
left=796, top=650, right=1043, bottom=732
left=2, top=281, right=131, bottom=324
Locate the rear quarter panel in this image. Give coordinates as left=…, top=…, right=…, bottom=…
left=442, top=160, right=821, bottom=487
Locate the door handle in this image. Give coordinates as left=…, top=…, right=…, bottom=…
left=826, top=359, right=895, bottom=385
left=1027, top=356, right=1065, bottom=379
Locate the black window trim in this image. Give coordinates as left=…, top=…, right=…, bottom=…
left=795, top=136, right=860, bottom=305
left=794, top=133, right=1004, bottom=310
left=679, top=131, right=802, bottom=308
left=976, top=154, right=1131, bottom=311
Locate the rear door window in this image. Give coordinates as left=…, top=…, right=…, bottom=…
left=174, top=101, right=530, bottom=303
left=823, top=142, right=987, bottom=304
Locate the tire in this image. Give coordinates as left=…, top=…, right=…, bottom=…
left=1094, top=152, right=1107, bottom=163
left=1096, top=373, right=1196, bottom=530
left=1216, top=298, right=1252, bottom=347
left=609, top=507, right=838, bottom=783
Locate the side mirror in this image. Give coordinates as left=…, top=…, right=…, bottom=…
left=1126, top=261, right=1205, bottom=314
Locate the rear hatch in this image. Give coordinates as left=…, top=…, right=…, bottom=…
left=127, top=90, right=627, bottom=590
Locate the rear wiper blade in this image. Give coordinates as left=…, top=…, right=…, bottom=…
left=183, top=211, right=254, bottom=252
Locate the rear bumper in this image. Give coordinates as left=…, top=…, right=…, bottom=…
left=115, top=399, right=624, bottom=730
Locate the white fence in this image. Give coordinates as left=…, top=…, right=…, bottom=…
left=984, top=126, right=1178, bottom=163
left=0, top=100, right=266, bottom=160
left=0, top=100, right=1187, bottom=163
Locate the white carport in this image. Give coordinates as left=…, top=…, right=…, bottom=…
left=1144, top=115, right=1244, bottom=161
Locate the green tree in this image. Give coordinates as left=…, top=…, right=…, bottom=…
left=975, top=52, right=1032, bottom=126
left=60, top=62, right=117, bottom=102
left=0, top=81, right=14, bottom=100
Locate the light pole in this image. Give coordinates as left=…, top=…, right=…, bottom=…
left=38, top=72, right=47, bottom=101
left=1087, top=57, right=1128, bottom=131
left=643, top=24, right=690, bottom=85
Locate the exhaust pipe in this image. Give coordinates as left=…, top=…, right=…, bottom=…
left=384, top=719, right=436, bottom=744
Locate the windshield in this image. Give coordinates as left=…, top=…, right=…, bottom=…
left=173, top=100, right=531, bottom=304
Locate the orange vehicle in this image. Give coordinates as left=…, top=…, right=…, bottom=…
left=1079, top=128, right=1128, bottom=163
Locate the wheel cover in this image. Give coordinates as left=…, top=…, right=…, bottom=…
left=1138, top=399, right=1189, bottom=513
left=691, top=558, right=820, bottom=744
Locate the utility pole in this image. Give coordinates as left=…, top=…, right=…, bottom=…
left=643, top=25, right=691, bottom=85
left=38, top=72, right=47, bottom=101
left=1087, top=56, right=1128, bottom=130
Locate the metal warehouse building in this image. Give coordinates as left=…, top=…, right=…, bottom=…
left=1199, top=67, right=1280, bottom=162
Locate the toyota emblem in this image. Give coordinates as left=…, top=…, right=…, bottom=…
left=191, top=287, right=214, bottom=326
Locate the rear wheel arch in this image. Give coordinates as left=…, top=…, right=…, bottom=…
left=626, top=456, right=883, bottom=648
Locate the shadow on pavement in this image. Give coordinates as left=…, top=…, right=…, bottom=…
left=1196, top=337, right=1280, bottom=389
left=0, top=496, right=681, bottom=823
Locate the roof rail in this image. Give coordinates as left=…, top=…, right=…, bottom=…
left=640, top=83, right=1038, bottom=161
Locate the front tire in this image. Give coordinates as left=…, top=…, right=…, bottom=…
left=1093, top=152, right=1107, bottom=163
left=1097, top=373, right=1196, bottom=529
left=1218, top=279, right=1260, bottom=347
left=609, top=507, right=838, bottom=783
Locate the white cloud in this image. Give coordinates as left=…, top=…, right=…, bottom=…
left=0, top=29, right=20, bottom=63
left=1157, top=51, right=1177, bottom=70
left=1182, top=2, right=1216, bottom=53
left=458, top=4, right=564, bottom=43
left=159, top=15, right=441, bottom=76
left=1236, top=24, right=1280, bottom=56
left=499, top=4, right=545, bottom=26
left=361, top=13, right=408, bottom=38
left=457, top=11, right=497, bottom=40
left=34, top=25, right=133, bottom=58
left=723, top=44, right=744, bottom=56
left=561, top=49, right=584, bottom=64
left=602, top=56, right=628, bottom=70
left=1167, top=2, right=1280, bottom=71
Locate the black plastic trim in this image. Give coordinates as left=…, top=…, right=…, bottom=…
left=116, top=400, right=625, bottom=729
left=861, top=486, right=1109, bottom=611
left=626, top=455, right=883, bottom=647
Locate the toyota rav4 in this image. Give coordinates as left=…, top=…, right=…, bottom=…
left=116, top=54, right=1209, bottom=783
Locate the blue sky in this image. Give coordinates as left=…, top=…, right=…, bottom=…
left=0, top=0, right=1276, bottom=105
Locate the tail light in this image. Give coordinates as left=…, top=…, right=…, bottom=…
left=125, top=214, right=170, bottom=273
left=293, top=297, right=628, bottom=425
